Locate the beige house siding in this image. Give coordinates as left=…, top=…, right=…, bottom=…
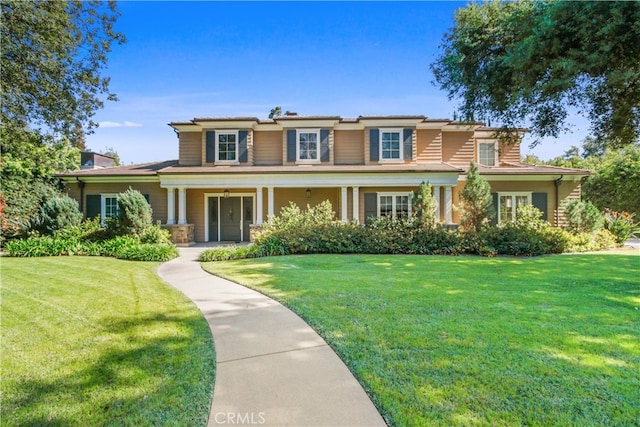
left=499, top=141, right=521, bottom=164
left=186, top=189, right=206, bottom=242
left=557, top=182, right=582, bottom=228
left=416, top=129, right=442, bottom=162
left=66, top=182, right=167, bottom=224
left=442, top=131, right=475, bottom=166
left=334, top=130, right=365, bottom=165
left=178, top=132, right=202, bottom=166
left=273, top=188, right=339, bottom=218
left=254, top=131, right=283, bottom=165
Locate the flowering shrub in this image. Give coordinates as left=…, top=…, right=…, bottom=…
left=602, top=209, right=638, bottom=244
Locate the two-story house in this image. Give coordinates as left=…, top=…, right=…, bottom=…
left=60, top=115, right=589, bottom=244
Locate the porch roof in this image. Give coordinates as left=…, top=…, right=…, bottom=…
left=473, top=162, right=590, bottom=176
left=156, top=163, right=463, bottom=175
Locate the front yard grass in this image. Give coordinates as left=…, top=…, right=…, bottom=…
left=1, top=257, right=215, bottom=426
left=203, top=253, right=640, bottom=426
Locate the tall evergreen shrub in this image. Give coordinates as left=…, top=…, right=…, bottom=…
left=114, top=188, right=152, bottom=235
left=458, top=162, right=494, bottom=231
left=33, top=194, right=82, bottom=235
left=412, top=181, right=438, bottom=229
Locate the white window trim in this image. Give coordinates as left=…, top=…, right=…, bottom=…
left=100, top=193, right=119, bottom=226
left=215, top=130, right=240, bottom=165
left=377, top=192, right=412, bottom=219
left=379, top=128, right=404, bottom=163
left=478, top=141, right=498, bottom=167
left=497, top=192, right=531, bottom=223
left=296, top=129, right=321, bottom=164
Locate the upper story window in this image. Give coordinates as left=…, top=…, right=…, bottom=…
left=378, top=192, right=411, bottom=219
left=297, top=129, right=320, bottom=162
left=216, top=131, right=238, bottom=163
left=380, top=129, right=402, bottom=161
left=479, top=141, right=497, bottom=166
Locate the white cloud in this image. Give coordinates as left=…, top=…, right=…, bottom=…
left=98, top=120, right=143, bottom=128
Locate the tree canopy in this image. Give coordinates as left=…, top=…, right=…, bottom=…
left=1, top=0, right=125, bottom=141
left=1, top=0, right=124, bottom=239
left=432, top=1, right=640, bottom=148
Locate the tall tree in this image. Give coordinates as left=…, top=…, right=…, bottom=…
left=1, top=0, right=125, bottom=238
left=1, top=0, right=126, bottom=141
left=432, top=1, right=640, bottom=148
left=582, top=145, right=640, bottom=218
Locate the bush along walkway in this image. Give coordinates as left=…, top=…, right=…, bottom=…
left=157, top=246, right=386, bottom=427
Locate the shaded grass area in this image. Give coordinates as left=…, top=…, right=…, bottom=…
left=2, top=257, right=215, bottom=426
left=203, top=254, right=640, bottom=426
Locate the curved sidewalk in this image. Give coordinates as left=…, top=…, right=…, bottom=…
left=157, top=247, right=386, bottom=427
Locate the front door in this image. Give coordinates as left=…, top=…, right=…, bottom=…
left=220, top=197, right=242, bottom=241
left=208, top=195, right=254, bottom=242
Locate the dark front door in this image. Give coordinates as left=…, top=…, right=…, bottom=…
left=220, top=197, right=242, bottom=241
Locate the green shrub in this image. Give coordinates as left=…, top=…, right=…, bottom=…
left=200, top=245, right=262, bottom=262
left=115, top=244, right=178, bottom=262
left=112, top=188, right=153, bottom=236
left=139, top=223, right=172, bottom=244
left=6, top=233, right=177, bottom=262
left=32, top=194, right=82, bottom=235
left=256, top=235, right=289, bottom=256
left=564, top=199, right=604, bottom=233
left=5, top=236, right=80, bottom=257
left=602, top=209, right=639, bottom=244
left=565, top=229, right=618, bottom=252
left=477, top=206, right=569, bottom=256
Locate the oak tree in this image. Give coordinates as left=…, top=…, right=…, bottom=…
left=432, top=1, right=640, bottom=148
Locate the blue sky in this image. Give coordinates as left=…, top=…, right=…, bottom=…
left=86, top=1, right=589, bottom=164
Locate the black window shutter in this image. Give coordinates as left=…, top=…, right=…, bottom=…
left=206, top=131, right=216, bottom=163
left=238, top=130, right=248, bottom=163
left=369, top=129, right=379, bottom=161
left=142, top=193, right=150, bottom=203
left=532, top=192, right=548, bottom=221
left=320, top=129, right=330, bottom=162
left=86, top=195, right=101, bottom=219
left=403, top=129, right=413, bottom=160
left=287, top=130, right=296, bottom=162
left=364, top=193, right=377, bottom=225
left=490, top=193, right=499, bottom=225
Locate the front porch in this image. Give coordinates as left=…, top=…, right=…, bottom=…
left=161, top=181, right=458, bottom=244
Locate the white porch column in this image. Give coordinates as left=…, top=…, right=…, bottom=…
left=166, top=187, right=176, bottom=225
left=341, top=187, right=348, bottom=223
left=256, top=187, right=264, bottom=225
left=433, top=186, right=441, bottom=223
left=352, top=187, right=360, bottom=222
left=267, top=187, right=275, bottom=219
left=444, top=186, right=453, bottom=224
left=178, top=187, right=187, bottom=225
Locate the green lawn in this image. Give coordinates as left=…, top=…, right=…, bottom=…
left=203, top=253, right=640, bottom=426
left=1, top=257, right=215, bottom=426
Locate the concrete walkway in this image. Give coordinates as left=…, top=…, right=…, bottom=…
left=157, top=247, right=386, bottom=427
